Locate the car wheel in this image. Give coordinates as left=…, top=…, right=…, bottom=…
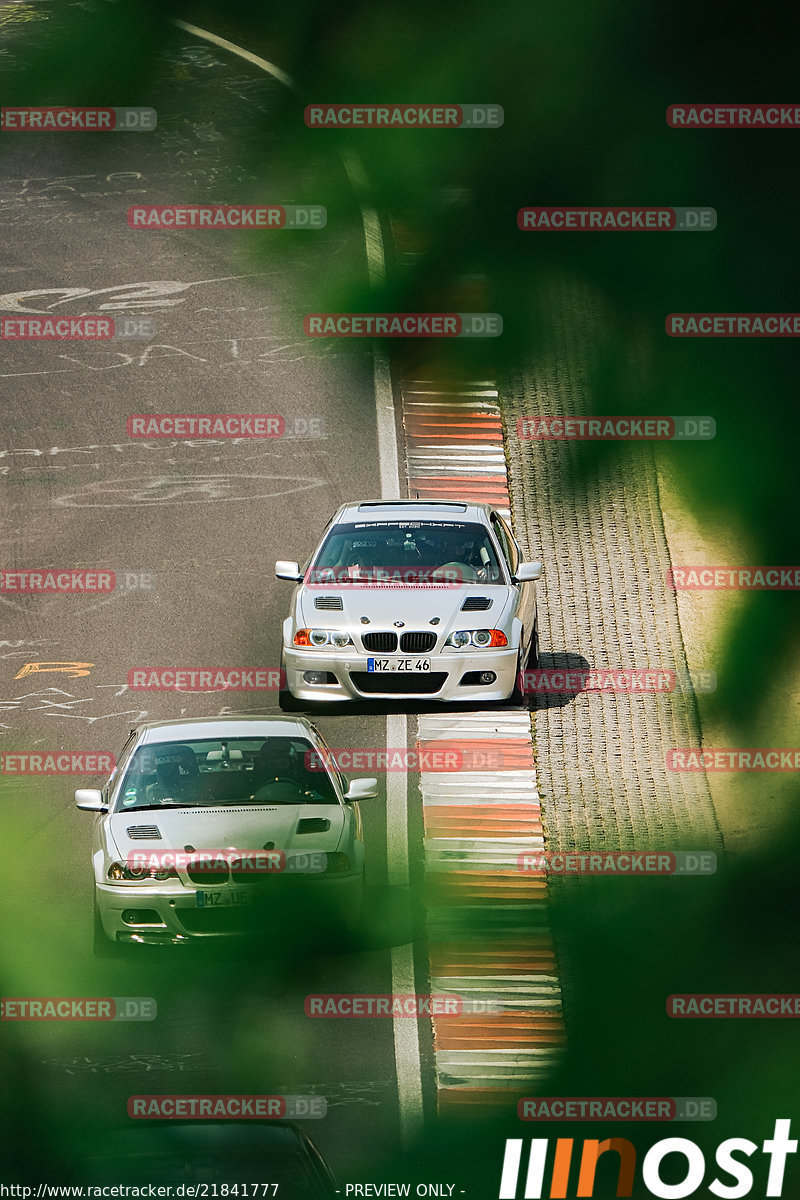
left=527, top=620, right=540, bottom=669
left=92, top=898, right=119, bottom=958
left=349, top=875, right=365, bottom=934
left=508, top=647, right=525, bottom=705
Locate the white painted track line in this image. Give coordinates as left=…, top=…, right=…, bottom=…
left=172, top=19, right=293, bottom=86
left=173, top=17, right=423, bottom=1147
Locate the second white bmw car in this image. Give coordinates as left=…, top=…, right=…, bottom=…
left=76, top=715, right=376, bottom=949
left=277, top=499, right=543, bottom=703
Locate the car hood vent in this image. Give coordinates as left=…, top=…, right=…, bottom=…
left=296, top=817, right=331, bottom=834
left=461, top=596, right=493, bottom=611
left=126, top=825, right=162, bottom=840
left=315, top=596, right=343, bottom=610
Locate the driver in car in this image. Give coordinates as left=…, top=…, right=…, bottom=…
left=431, top=534, right=490, bottom=583
left=249, top=738, right=335, bottom=803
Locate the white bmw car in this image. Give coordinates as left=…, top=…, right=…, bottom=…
left=277, top=499, right=542, bottom=703
left=76, top=715, right=377, bottom=949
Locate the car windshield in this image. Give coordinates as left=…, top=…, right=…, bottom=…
left=114, top=737, right=338, bottom=811
left=308, top=521, right=505, bottom=584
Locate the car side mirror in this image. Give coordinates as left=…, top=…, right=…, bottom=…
left=75, top=788, right=107, bottom=812
left=514, top=561, right=543, bottom=582
left=344, top=778, right=378, bottom=802
left=275, top=560, right=303, bottom=582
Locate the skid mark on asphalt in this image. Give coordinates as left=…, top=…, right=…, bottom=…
left=52, top=473, right=325, bottom=507
left=40, top=1052, right=204, bottom=1076
left=40, top=1056, right=390, bottom=1108
left=0, top=443, right=330, bottom=472
left=0, top=683, right=149, bottom=730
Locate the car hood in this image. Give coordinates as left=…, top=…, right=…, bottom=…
left=298, top=585, right=513, bottom=633
left=107, top=804, right=346, bottom=859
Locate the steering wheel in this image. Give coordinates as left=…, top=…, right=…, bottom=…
left=155, top=790, right=195, bottom=806
left=250, top=776, right=303, bottom=801
left=430, top=561, right=481, bottom=582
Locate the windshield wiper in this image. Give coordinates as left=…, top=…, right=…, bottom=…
left=116, top=801, right=196, bottom=812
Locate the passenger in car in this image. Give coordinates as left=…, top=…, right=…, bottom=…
left=147, top=760, right=199, bottom=805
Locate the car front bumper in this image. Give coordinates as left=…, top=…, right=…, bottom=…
left=95, top=873, right=363, bottom=945
left=283, top=645, right=519, bottom=702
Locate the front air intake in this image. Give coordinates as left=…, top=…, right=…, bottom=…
left=400, top=631, right=437, bottom=653
left=362, top=631, right=398, bottom=652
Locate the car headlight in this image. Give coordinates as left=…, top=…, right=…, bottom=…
left=444, top=629, right=508, bottom=649
left=107, top=862, right=176, bottom=883
left=323, top=852, right=352, bottom=874
left=294, top=628, right=354, bottom=648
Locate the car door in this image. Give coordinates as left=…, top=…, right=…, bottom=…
left=92, top=727, right=141, bottom=863
left=490, top=511, right=536, bottom=652
left=309, top=725, right=363, bottom=850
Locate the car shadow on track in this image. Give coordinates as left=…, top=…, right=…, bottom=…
left=523, top=650, right=592, bottom=712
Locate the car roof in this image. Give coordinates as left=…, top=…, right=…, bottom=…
left=134, top=715, right=316, bottom=746
left=64, top=1121, right=318, bottom=1174
left=83, top=1120, right=308, bottom=1149
left=333, top=498, right=493, bottom=524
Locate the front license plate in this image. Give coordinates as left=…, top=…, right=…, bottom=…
left=195, top=889, right=253, bottom=908
left=367, top=658, right=431, bottom=673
